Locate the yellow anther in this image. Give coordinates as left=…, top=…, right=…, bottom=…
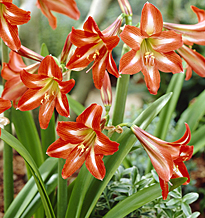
left=86, top=55, right=90, bottom=60
left=78, top=144, right=85, bottom=152
left=76, top=55, right=81, bottom=58
left=175, top=165, right=179, bottom=172
left=44, top=93, right=49, bottom=100
left=52, top=91, right=55, bottom=96
left=93, top=53, right=97, bottom=59
left=86, top=147, right=89, bottom=152
left=41, top=99, right=44, bottom=104
left=144, top=51, right=155, bottom=66
left=95, top=50, right=100, bottom=56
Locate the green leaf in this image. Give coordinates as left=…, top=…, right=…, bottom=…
left=40, top=43, right=49, bottom=57
left=189, top=125, right=205, bottom=155
left=12, top=108, right=44, bottom=168
left=4, top=157, right=58, bottom=218
left=169, top=177, right=187, bottom=192
left=103, top=177, right=186, bottom=218
left=181, top=202, right=192, bottom=216
left=1, top=129, right=56, bottom=218
left=188, top=212, right=200, bottom=218
left=182, top=193, right=199, bottom=205
left=154, top=72, right=184, bottom=139
left=172, top=89, right=205, bottom=141
left=166, top=199, right=180, bottom=206
left=79, top=93, right=173, bottom=218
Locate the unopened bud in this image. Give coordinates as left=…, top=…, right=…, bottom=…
left=100, top=71, right=112, bottom=110
left=118, top=0, right=132, bottom=16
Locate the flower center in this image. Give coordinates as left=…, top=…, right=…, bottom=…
left=141, top=39, right=156, bottom=66
left=40, top=78, right=59, bottom=104
left=144, top=51, right=155, bottom=66
left=77, top=129, right=96, bottom=154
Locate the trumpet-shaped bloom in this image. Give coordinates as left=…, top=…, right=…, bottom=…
left=163, top=6, right=205, bottom=46
left=36, top=0, right=80, bottom=29
left=119, top=2, right=183, bottom=94
left=47, top=103, right=119, bottom=180
left=0, top=97, right=11, bottom=135
left=163, top=6, right=205, bottom=79
left=1, top=51, right=41, bottom=106
left=0, top=0, right=30, bottom=51
left=159, top=144, right=193, bottom=199
left=177, top=45, right=205, bottom=80
left=66, top=16, right=122, bottom=89
left=131, top=123, right=192, bottom=199
left=17, top=55, right=75, bottom=129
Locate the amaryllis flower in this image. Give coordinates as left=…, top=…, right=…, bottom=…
left=163, top=5, right=205, bottom=46
left=177, top=45, right=205, bottom=80
left=36, top=0, right=80, bottom=30
left=17, top=55, right=75, bottom=129
left=119, top=2, right=183, bottom=94
left=1, top=51, right=41, bottom=107
left=66, top=16, right=122, bottom=89
left=0, top=97, right=11, bottom=135
left=46, top=103, right=119, bottom=180
left=159, top=145, right=193, bottom=200
left=131, top=123, right=192, bottom=199
left=0, top=0, right=30, bottom=51
left=163, top=6, right=205, bottom=79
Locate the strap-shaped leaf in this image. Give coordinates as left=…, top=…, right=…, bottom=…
left=172, top=89, right=205, bottom=141
left=4, top=157, right=58, bottom=218
left=12, top=108, right=44, bottom=168
left=1, top=130, right=56, bottom=218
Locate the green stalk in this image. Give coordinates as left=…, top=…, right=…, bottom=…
left=57, top=115, right=68, bottom=218
left=1, top=40, right=14, bottom=211
left=111, top=15, right=132, bottom=126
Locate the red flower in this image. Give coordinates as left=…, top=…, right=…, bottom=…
left=0, top=0, right=30, bottom=51
left=131, top=123, right=192, bottom=200
left=0, top=97, right=11, bottom=135
left=119, top=2, right=183, bottom=94
left=1, top=51, right=41, bottom=107
left=177, top=45, right=205, bottom=80
left=66, top=16, right=122, bottom=89
left=159, top=145, right=193, bottom=200
left=46, top=103, right=119, bottom=180
left=163, top=5, right=205, bottom=46
left=17, top=55, right=75, bottom=129
left=36, top=0, right=80, bottom=30
left=163, top=6, right=205, bottom=79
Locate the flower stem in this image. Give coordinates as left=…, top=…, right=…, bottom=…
left=57, top=115, right=68, bottom=218
left=112, top=15, right=132, bottom=126
left=1, top=40, right=14, bottom=211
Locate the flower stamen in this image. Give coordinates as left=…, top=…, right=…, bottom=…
left=78, top=143, right=85, bottom=153
left=144, top=52, right=155, bottom=66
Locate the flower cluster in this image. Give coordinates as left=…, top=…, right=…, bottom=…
left=1, top=0, right=204, bottom=200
